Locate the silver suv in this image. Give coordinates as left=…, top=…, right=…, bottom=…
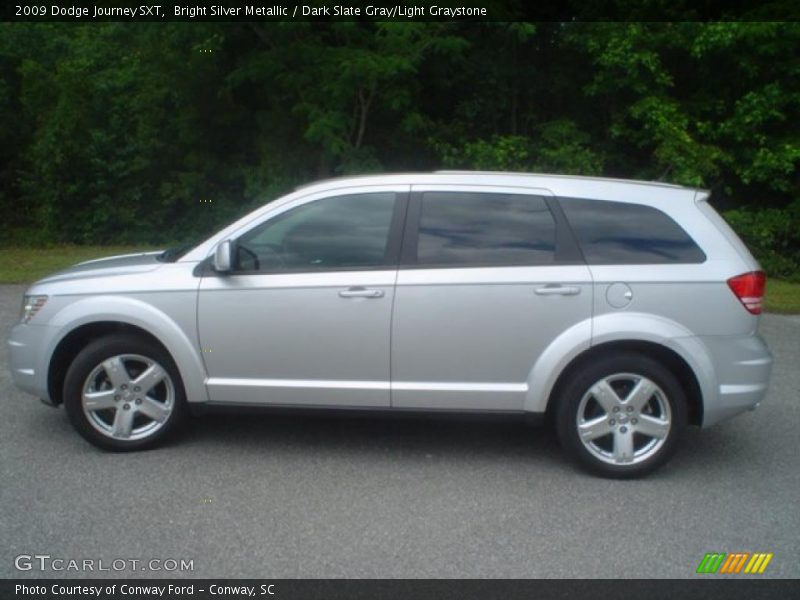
left=8, top=172, right=772, bottom=477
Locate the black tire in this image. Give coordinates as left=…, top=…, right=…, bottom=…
left=555, top=352, right=687, bottom=479
left=63, top=334, right=186, bottom=451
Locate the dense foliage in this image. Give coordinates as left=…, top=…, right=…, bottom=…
left=1, top=22, right=798, bottom=276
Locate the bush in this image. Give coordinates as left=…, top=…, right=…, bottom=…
left=433, top=121, right=604, bottom=175
left=723, top=200, right=800, bottom=282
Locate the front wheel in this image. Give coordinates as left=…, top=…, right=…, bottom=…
left=555, top=353, right=687, bottom=478
left=63, top=334, right=186, bottom=451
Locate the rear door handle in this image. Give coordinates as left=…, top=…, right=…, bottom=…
left=535, top=285, right=581, bottom=296
left=338, top=287, right=385, bottom=299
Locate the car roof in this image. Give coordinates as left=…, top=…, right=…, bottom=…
left=294, top=171, right=705, bottom=200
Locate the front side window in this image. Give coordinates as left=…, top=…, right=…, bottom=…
left=236, top=192, right=396, bottom=272
left=559, top=198, right=706, bottom=264
left=415, top=192, right=557, bottom=267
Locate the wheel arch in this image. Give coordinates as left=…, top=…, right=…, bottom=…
left=45, top=296, right=208, bottom=406
left=48, top=322, right=170, bottom=406
left=545, top=340, right=705, bottom=427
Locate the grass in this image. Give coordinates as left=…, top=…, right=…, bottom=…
left=0, top=245, right=798, bottom=314
left=764, top=279, right=800, bottom=314
left=0, top=245, right=159, bottom=284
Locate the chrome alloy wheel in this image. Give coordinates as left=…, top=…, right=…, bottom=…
left=81, top=354, right=175, bottom=441
left=576, top=373, right=672, bottom=465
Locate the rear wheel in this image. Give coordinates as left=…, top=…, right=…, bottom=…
left=555, top=353, right=687, bottom=478
left=63, top=334, right=186, bottom=451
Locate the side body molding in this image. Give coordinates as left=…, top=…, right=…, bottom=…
left=47, top=295, right=208, bottom=404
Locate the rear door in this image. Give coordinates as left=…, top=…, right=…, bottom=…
left=391, top=185, right=593, bottom=410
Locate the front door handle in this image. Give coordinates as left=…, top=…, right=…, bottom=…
left=535, top=285, right=581, bottom=296
left=338, top=287, right=385, bottom=299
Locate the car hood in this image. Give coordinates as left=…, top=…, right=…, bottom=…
left=36, top=251, right=165, bottom=284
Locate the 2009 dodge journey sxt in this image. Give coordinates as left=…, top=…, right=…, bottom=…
left=8, top=171, right=773, bottom=477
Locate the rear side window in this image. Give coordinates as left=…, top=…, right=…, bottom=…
left=416, top=192, right=556, bottom=266
left=560, top=198, right=706, bottom=264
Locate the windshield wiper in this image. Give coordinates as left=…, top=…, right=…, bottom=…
left=157, top=244, right=193, bottom=263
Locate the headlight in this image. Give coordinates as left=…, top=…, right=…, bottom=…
left=20, top=295, right=48, bottom=323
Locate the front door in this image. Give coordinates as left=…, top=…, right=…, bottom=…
left=198, top=186, right=408, bottom=407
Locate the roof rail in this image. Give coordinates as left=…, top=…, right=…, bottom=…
left=433, top=170, right=691, bottom=190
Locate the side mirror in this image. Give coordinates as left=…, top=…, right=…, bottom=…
left=213, top=240, right=233, bottom=273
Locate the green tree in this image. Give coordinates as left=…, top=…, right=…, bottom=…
left=1, top=20, right=797, bottom=280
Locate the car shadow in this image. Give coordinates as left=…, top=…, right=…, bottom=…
left=176, top=409, right=761, bottom=479
left=184, top=410, right=563, bottom=464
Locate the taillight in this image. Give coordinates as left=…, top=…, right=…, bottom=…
left=727, top=271, right=766, bottom=315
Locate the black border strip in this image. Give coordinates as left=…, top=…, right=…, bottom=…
left=2, top=579, right=799, bottom=600
left=2, top=0, right=799, bottom=23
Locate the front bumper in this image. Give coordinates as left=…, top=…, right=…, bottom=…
left=7, top=322, right=54, bottom=401
left=700, top=332, right=773, bottom=427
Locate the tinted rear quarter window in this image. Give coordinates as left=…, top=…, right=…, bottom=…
left=416, top=192, right=556, bottom=266
left=559, top=198, right=705, bottom=264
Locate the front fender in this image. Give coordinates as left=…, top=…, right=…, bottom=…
left=46, top=295, right=208, bottom=404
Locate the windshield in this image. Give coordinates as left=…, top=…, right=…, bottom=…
left=156, top=243, right=195, bottom=263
